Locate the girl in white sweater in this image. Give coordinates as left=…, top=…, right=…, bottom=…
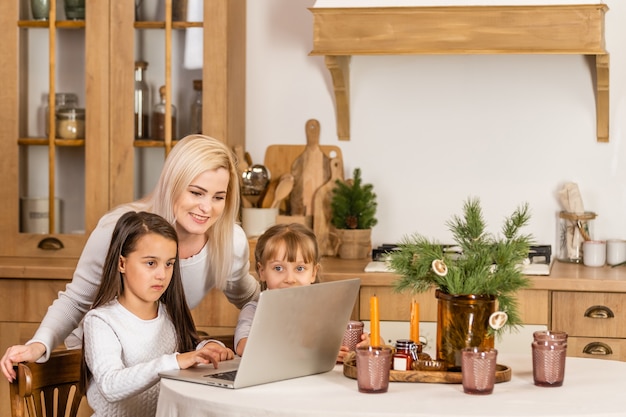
left=82, top=211, right=230, bottom=417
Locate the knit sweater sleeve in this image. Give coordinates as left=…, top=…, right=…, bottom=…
left=29, top=209, right=125, bottom=361
left=223, top=225, right=260, bottom=309
left=234, top=300, right=257, bottom=351
left=83, top=305, right=180, bottom=403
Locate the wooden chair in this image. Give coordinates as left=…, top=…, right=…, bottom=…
left=9, top=349, right=84, bottom=417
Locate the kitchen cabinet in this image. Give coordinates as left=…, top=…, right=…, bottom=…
left=310, top=5, right=609, bottom=142
left=0, top=2, right=245, bottom=415
left=551, top=291, right=626, bottom=361
left=0, top=0, right=245, bottom=260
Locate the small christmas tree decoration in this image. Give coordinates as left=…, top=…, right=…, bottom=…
left=330, top=168, right=377, bottom=230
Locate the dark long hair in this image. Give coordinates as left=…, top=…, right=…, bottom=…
left=81, top=211, right=199, bottom=390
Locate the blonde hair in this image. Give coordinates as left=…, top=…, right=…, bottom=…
left=140, top=135, right=241, bottom=290
left=254, top=223, right=321, bottom=289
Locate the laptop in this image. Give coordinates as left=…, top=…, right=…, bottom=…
left=159, top=278, right=361, bottom=389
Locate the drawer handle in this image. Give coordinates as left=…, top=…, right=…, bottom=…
left=584, top=305, right=614, bottom=319
left=37, top=237, right=64, bottom=250
left=583, top=342, right=613, bottom=356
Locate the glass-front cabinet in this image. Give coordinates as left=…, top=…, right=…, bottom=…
left=0, top=0, right=245, bottom=259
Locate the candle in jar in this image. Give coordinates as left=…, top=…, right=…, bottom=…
left=410, top=300, right=420, bottom=344
left=370, top=295, right=380, bottom=347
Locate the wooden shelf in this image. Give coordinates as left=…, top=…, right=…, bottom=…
left=310, top=4, right=609, bottom=142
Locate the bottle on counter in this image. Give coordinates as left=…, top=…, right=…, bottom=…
left=189, top=79, right=203, bottom=134
left=152, top=85, right=177, bottom=141
left=134, top=60, right=150, bottom=139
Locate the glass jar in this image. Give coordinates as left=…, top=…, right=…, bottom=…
left=44, top=93, right=78, bottom=136
left=392, top=339, right=418, bottom=371
left=134, top=61, right=150, bottom=139
left=557, top=211, right=597, bottom=263
left=56, top=108, right=85, bottom=139
left=152, top=85, right=177, bottom=141
left=190, top=79, right=203, bottom=134
left=64, top=0, right=85, bottom=20
left=342, top=320, right=364, bottom=352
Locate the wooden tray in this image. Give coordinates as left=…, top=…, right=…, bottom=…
left=343, top=359, right=511, bottom=384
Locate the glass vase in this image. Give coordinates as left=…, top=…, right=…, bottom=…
left=436, top=290, right=496, bottom=369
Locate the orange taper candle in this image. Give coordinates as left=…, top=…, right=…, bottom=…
left=370, top=295, right=380, bottom=347
left=410, top=300, right=420, bottom=344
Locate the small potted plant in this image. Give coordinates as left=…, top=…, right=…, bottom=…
left=388, top=197, right=533, bottom=367
left=330, top=168, right=378, bottom=259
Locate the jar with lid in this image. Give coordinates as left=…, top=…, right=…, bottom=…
left=56, top=108, right=85, bottom=139
left=393, top=339, right=419, bottom=371
left=189, top=79, right=203, bottom=134
left=134, top=61, right=150, bottom=139
left=557, top=211, right=597, bottom=263
left=44, top=93, right=78, bottom=136
left=152, top=85, right=177, bottom=141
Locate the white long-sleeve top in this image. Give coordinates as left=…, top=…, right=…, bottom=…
left=83, top=300, right=180, bottom=417
left=28, top=204, right=260, bottom=361
left=234, top=300, right=258, bottom=350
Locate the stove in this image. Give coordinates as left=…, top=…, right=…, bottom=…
left=369, top=244, right=552, bottom=275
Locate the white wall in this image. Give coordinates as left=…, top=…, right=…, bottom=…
left=245, top=0, right=626, bottom=251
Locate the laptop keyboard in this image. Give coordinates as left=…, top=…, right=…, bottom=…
left=209, top=370, right=238, bottom=381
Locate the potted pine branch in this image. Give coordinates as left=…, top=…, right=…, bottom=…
left=389, top=197, right=533, bottom=367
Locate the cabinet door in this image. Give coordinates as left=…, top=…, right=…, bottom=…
left=112, top=0, right=246, bottom=202
left=0, top=0, right=245, bottom=258
left=0, top=0, right=110, bottom=258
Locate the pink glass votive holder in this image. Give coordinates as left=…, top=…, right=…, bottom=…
left=461, top=347, right=498, bottom=395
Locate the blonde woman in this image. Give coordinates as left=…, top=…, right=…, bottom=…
left=2, top=135, right=259, bottom=381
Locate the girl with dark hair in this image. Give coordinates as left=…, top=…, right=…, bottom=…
left=82, top=211, right=230, bottom=417
left=3, top=135, right=259, bottom=381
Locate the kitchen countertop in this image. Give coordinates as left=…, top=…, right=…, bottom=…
left=2, top=256, right=626, bottom=292
left=320, top=257, right=626, bottom=293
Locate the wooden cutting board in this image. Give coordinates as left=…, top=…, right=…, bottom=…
left=261, top=134, right=342, bottom=211
left=289, top=119, right=330, bottom=217
left=313, top=157, right=344, bottom=256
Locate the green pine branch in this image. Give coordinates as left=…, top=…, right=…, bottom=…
left=331, top=168, right=378, bottom=229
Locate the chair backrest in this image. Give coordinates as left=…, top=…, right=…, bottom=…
left=9, top=349, right=83, bottom=417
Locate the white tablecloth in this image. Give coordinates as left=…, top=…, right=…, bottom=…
left=156, top=354, right=625, bottom=417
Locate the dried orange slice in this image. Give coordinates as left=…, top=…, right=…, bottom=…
left=489, top=311, right=508, bottom=330
left=431, top=259, right=448, bottom=276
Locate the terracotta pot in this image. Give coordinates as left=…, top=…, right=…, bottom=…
left=435, top=290, right=495, bottom=368
left=336, top=229, right=372, bottom=259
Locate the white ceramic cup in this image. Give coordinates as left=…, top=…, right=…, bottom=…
left=241, top=207, right=278, bottom=238
left=606, top=239, right=626, bottom=266
left=582, top=240, right=606, bottom=267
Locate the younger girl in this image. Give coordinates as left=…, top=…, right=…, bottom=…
left=234, top=223, right=368, bottom=362
left=82, top=211, right=233, bottom=417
